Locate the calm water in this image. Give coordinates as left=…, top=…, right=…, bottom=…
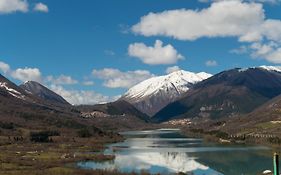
left=77, top=129, right=276, bottom=175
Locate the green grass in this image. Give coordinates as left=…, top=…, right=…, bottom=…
left=255, top=122, right=281, bottom=130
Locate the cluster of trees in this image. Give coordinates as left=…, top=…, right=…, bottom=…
left=77, top=126, right=104, bottom=138
left=30, top=130, right=60, bottom=142
left=268, top=137, right=281, bottom=144
left=190, top=128, right=229, bottom=139
left=0, top=122, right=15, bottom=129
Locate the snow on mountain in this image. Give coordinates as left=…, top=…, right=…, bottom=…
left=259, top=65, right=281, bottom=72
left=120, top=70, right=212, bottom=116
left=0, top=82, right=25, bottom=100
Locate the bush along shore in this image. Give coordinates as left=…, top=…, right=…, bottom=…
left=180, top=125, right=281, bottom=148
left=0, top=123, right=194, bottom=175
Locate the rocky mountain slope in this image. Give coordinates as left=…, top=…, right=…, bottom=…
left=20, top=81, right=70, bottom=106
left=77, top=100, right=150, bottom=122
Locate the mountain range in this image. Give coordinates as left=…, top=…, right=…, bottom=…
left=153, top=66, right=281, bottom=122
left=117, top=66, right=281, bottom=123
left=2, top=65, right=281, bottom=130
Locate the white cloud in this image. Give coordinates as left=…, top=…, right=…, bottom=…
left=230, top=45, right=248, bottom=54
left=46, top=75, right=78, bottom=85
left=132, top=1, right=264, bottom=41
left=92, top=68, right=154, bottom=88
left=231, top=41, right=281, bottom=63
left=50, top=84, right=118, bottom=105
left=0, top=0, right=28, bottom=14
left=33, top=2, right=48, bottom=13
left=250, top=42, right=275, bottom=57
left=265, top=48, right=281, bottom=63
left=248, top=42, right=281, bottom=63
left=132, top=1, right=281, bottom=43
left=11, top=67, right=42, bottom=82
left=0, top=60, right=118, bottom=105
left=166, top=66, right=181, bottom=74
left=205, top=60, right=218, bottom=67
left=128, top=40, right=184, bottom=65
left=0, top=61, right=10, bottom=74
left=104, top=50, right=115, bottom=56
left=83, top=81, right=94, bottom=86
left=133, top=1, right=281, bottom=64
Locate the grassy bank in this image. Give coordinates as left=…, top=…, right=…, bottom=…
left=0, top=134, right=124, bottom=175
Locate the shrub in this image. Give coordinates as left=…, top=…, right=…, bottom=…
left=77, top=126, right=104, bottom=138
left=77, top=128, right=92, bottom=138
left=0, top=122, right=14, bottom=129
left=268, top=137, right=281, bottom=144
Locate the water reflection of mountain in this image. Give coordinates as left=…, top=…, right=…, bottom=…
left=78, top=151, right=222, bottom=175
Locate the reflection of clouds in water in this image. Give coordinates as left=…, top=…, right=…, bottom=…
left=115, top=152, right=209, bottom=172
left=78, top=152, right=222, bottom=175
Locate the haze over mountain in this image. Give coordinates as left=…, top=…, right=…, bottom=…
left=153, top=66, right=281, bottom=122
left=120, top=70, right=212, bottom=116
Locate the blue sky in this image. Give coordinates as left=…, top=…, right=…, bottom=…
left=0, top=0, right=281, bottom=104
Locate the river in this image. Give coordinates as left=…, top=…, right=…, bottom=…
left=77, top=128, right=276, bottom=175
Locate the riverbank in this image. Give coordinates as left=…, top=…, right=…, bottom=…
left=0, top=136, right=190, bottom=175
left=0, top=133, right=125, bottom=175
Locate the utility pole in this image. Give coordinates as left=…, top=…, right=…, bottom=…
left=274, top=152, right=279, bottom=175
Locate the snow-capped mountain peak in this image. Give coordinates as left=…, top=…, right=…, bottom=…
left=19, top=81, right=70, bottom=105
left=259, top=65, right=281, bottom=72
left=120, top=70, right=212, bottom=116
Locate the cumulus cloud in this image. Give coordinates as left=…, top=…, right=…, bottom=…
left=33, top=2, right=48, bottom=13
left=230, top=46, right=248, bottom=54
left=128, top=40, right=184, bottom=65
left=11, top=67, right=42, bottom=82
left=230, top=41, right=281, bottom=63
left=166, top=66, right=181, bottom=74
left=0, top=61, right=10, bottom=74
left=46, top=75, right=78, bottom=85
left=265, top=48, right=281, bottom=63
left=50, top=85, right=118, bottom=105
left=133, top=1, right=281, bottom=64
left=205, top=60, right=218, bottom=67
left=92, top=68, right=154, bottom=88
left=132, top=1, right=281, bottom=43
left=0, top=0, right=28, bottom=14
